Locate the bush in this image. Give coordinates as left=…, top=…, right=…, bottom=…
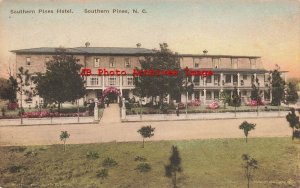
left=7, top=102, right=18, bottom=110
left=86, top=151, right=100, bottom=159
left=7, top=165, right=27, bottom=173
left=134, top=156, right=146, bottom=162
left=10, top=146, right=26, bottom=153
left=102, top=157, right=118, bottom=167
left=135, top=163, right=151, bottom=173
left=1, top=107, right=6, bottom=116
left=96, top=168, right=108, bottom=179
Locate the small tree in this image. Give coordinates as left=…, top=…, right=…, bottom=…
left=165, top=146, right=182, bottom=188
left=270, top=66, right=285, bottom=106
left=285, top=82, right=299, bottom=106
left=239, top=121, right=256, bottom=143
left=59, top=131, right=70, bottom=152
left=137, top=125, right=155, bottom=148
left=286, top=108, right=300, bottom=140
left=242, top=154, right=258, bottom=188
left=220, top=90, right=231, bottom=109
left=251, top=75, right=262, bottom=116
left=231, top=86, right=241, bottom=117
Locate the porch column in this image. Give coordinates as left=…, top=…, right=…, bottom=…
left=254, top=73, right=257, bottom=81
left=212, top=75, right=214, bottom=85
left=237, top=73, right=240, bottom=87
left=192, top=93, right=195, bottom=100
left=102, top=75, right=105, bottom=90
left=231, top=74, right=233, bottom=85
left=220, top=73, right=224, bottom=86
left=212, top=90, right=214, bottom=100
left=120, top=75, right=123, bottom=96
left=203, top=89, right=206, bottom=105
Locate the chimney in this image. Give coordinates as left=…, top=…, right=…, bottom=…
left=136, top=43, right=141, bottom=48
left=85, top=42, right=90, bottom=47
left=203, top=49, right=208, bottom=55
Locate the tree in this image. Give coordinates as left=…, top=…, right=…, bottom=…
left=285, top=82, right=299, bottom=105
left=220, top=90, right=231, bottom=109
left=270, top=67, right=285, bottom=106
left=239, top=121, right=256, bottom=143
left=134, top=43, right=184, bottom=109
left=286, top=108, right=300, bottom=140
left=59, top=131, right=70, bottom=152
left=0, top=77, right=17, bottom=102
left=12, top=67, right=35, bottom=124
left=165, top=146, right=182, bottom=188
left=250, top=75, right=262, bottom=116
left=231, top=86, right=241, bottom=117
left=137, top=125, right=155, bottom=148
left=35, top=48, right=86, bottom=112
left=242, top=154, right=258, bottom=188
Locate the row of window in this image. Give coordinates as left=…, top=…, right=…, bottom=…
left=193, top=58, right=257, bottom=69
left=25, top=57, right=132, bottom=68
left=89, top=76, right=134, bottom=86
left=94, top=57, right=131, bottom=68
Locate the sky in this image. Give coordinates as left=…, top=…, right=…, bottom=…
left=0, top=0, right=299, bottom=78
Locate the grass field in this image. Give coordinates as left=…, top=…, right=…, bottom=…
left=0, top=137, right=299, bottom=187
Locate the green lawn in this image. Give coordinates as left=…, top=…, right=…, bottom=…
left=0, top=138, right=299, bottom=187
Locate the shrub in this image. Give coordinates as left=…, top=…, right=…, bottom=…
left=102, top=157, right=118, bottom=167
left=135, top=163, right=151, bottom=173
left=24, top=150, right=38, bottom=157
left=1, top=107, right=5, bottom=116
left=86, top=151, right=100, bottom=159
left=134, top=156, right=146, bottom=162
left=208, top=101, right=219, bottom=109
left=96, top=168, right=108, bottom=179
left=10, top=146, right=26, bottom=153
left=7, top=102, right=18, bottom=110
left=7, top=165, right=27, bottom=173
left=188, top=99, right=201, bottom=106
left=246, top=100, right=264, bottom=106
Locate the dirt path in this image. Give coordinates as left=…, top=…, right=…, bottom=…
left=0, top=117, right=292, bottom=146
left=100, top=104, right=121, bottom=124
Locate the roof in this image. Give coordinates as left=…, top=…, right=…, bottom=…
left=192, top=68, right=269, bottom=74
left=11, top=47, right=155, bottom=55
left=179, top=54, right=261, bottom=58
left=11, top=47, right=260, bottom=58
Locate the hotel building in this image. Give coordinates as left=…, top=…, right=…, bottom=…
left=11, top=46, right=283, bottom=107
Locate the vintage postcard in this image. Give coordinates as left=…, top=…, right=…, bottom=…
left=0, top=0, right=299, bottom=187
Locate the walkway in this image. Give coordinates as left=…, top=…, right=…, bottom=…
left=100, top=104, right=121, bottom=124
left=0, top=117, right=292, bottom=146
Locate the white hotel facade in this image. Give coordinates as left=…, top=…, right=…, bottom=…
left=11, top=46, right=285, bottom=108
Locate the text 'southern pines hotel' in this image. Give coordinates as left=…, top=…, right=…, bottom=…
left=11, top=45, right=287, bottom=108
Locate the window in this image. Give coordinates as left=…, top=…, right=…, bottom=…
left=124, top=58, right=131, bottom=68
left=90, top=77, right=99, bottom=86
left=214, top=91, right=219, bottom=99
left=225, top=74, right=231, bottom=83
left=242, top=91, right=247, bottom=96
left=108, top=76, right=116, bottom=86
left=214, top=75, right=220, bottom=85
left=232, top=58, right=238, bottom=69
left=109, top=57, right=115, bottom=68
left=94, top=58, right=100, bottom=68
left=250, top=58, right=256, bottom=69
left=206, top=91, right=212, bottom=100
left=243, top=75, right=247, bottom=80
left=127, top=77, right=133, bottom=85
left=26, top=57, right=31, bottom=66
left=206, top=76, right=212, bottom=83
left=194, top=58, right=200, bottom=68
left=212, top=58, right=220, bottom=68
